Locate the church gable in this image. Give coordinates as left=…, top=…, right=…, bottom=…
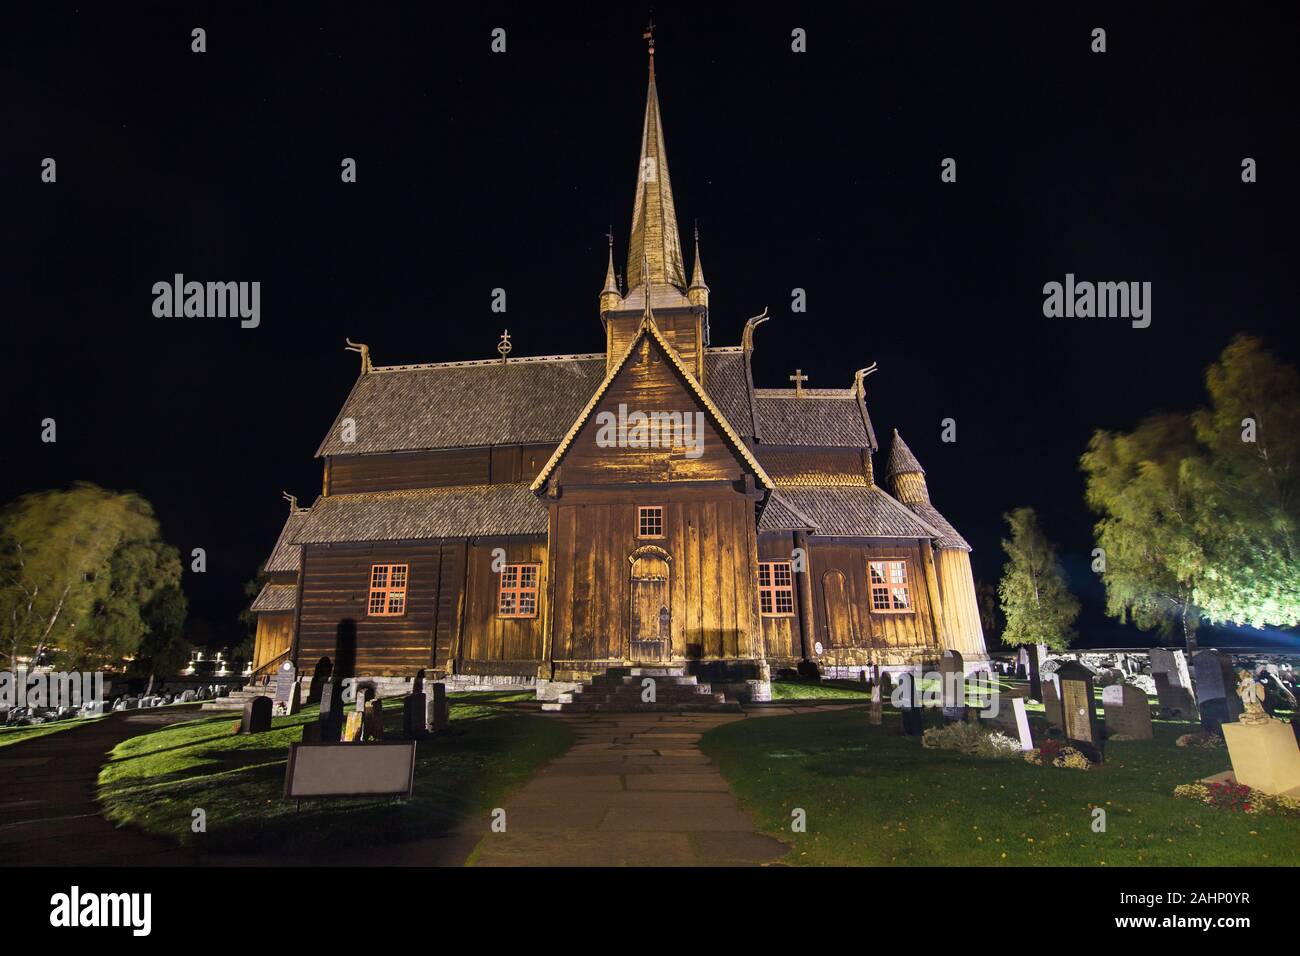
left=533, top=320, right=770, bottom=489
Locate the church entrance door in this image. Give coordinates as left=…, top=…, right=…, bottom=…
left=822, top=569, right=854, bottom=647
left=629, top=548, right=671, bottom=662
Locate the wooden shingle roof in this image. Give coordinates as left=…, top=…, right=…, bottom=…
left=293, top=483, right=547, bottom=544
left=316, top=354, right=606, bottom=456
left=263, top=510, right=310, bottom=573
left=754, top=390, right=874, bottom=448
left=759, top=485, right=940, bottom=538
left=908, top=502, right=971, bottom=551
left=250, top=583, right=298, bottom=613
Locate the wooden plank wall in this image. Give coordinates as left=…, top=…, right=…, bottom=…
left=326, top=443, right=554, bottom=495
left=806, top=538, right=938, bottom=652
left=252, top=613, right=293, bottom=671
left=457, top=537, right=549, bottom=674
left=935, top=547, right=987, bottom=658
left=549, top=489, right=757, bottom=665
left=758, top=533, right=801, bottom=661
left=296, top=540, right=468, bottom=676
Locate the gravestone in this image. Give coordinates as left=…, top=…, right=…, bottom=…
left=428, top=682, right=450, bottom=732
left=869, top=684, right=883, bottom=725
left=308, top=656, right=332, bottom=705
left=1150, top=648, right=1198, bottom=719
left=940, top=650, right=965, bottom=721
left=363, top=699, right=385, bottom=741
left=342, top=709, right=364, bottom=742
left=240, top=695, right=272, bottom=735
left=412, top=668, right=425, bottom=695
left=317, top=679, right=345, bottom=741
left=878, top=670, right=894, bottom=707
left=1102, top=682, right=1153, bottom=740
left=1042, top=679, right=1063, bottom=730
left=896, top=671, right=924, bottom=736
left=1193, top=649, right=1242, bottom=735
left=404, top=692, right=428, bottom=738
left=1026, top=644, right=1045, bottom=701
left=274, top=660, right=298, bottom=716
left=1057, top=661, right=1102, bottom=762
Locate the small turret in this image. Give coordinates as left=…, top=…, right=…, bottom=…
left=599, top=234, right=622, bottom=315
left=885, top=430, right=930, bottom=506
left=687, top=226, right=709, bottom=308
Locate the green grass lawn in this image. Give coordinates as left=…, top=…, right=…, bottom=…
left=98, top=692, right=572, bottom=855
left=0, top=715, right=109, bottom=749
left=700, top=708, right=1300, bottom=866
left=771, top=679, right=873, bottom=700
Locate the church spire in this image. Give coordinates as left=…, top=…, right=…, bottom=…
left=626, top=22, right=687, bottom=294
left=599, top=229, right=622, bottom=314
left=687, top=224, right=709, bottom=307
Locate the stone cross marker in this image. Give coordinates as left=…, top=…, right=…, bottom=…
left=1193, top=649, right=1243, bottom=735
left=1102, top=682, right=1153, bottom=740
left=240, top=695, right=271, bottom=735
left=1057, top=661, right=1102, bottom=762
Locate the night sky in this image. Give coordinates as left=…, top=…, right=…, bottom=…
left=2, top=3, right=1296, bottom=649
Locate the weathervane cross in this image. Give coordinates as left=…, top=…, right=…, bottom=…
left=498, top=329, right=512, bottom=364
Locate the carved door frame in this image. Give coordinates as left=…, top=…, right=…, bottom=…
left=629, top=545, right=672, bottom=663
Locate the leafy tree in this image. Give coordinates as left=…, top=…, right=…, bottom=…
left=0, top=483, right=187, bottom=671
left=997, top=507, right=1080, bottom=651
left=1081, top=414, right=1205, bottom=650
left=1083, top=336, right=1299, bottom=644
left=135, top=584, right=189, bottom=695
left=1185, top=336, right=1299, bottom=627
left=974, top=578, right=1003, bottom=646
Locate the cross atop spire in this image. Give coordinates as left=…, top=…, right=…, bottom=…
left=643, top=17, right=656, bottom=77
left=626, top=24, right=686, bottom=294
left=789, top=369, right=809, bottom=397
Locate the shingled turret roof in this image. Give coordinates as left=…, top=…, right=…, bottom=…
left=884, top=429, right=925, bottom=478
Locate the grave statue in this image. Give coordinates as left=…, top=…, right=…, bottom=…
left=1236, top=670, right=1269, bottom=725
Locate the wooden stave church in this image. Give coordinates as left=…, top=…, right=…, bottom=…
left=247, top=45, right=989, bottom=701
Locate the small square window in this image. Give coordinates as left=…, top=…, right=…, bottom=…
left=637, top=506, right=664, bottom=539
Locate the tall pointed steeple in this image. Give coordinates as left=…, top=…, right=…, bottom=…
left=626, top=24, right=687, bottom=294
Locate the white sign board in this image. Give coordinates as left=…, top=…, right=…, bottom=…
left=283, top=742, right=416, bottom=799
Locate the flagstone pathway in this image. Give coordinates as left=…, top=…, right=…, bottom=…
left=467, top=712, right=792, bottom=866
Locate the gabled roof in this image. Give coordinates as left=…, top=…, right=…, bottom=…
left=530, top=317, right=774, bottom=492
left=264, top=509, right=310, bottom=573
left=754, top=389, right=874, bottom=448
left=316, top=354, right=606, bottom=456
left=293, top=483, right=547, bottom=544
left=250, top=583, right=298, bottom=613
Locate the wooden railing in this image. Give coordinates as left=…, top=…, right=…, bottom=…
left=250, top=648, right=292, bottom=686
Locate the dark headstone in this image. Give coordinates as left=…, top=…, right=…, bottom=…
left=308, top=656, right=332, bottom=705
left=1150, top=648, right=1198, bottom=719
left=428, top=683, right=450, bottom=732
left=1026, top=644, right=1044, bottom=702
left=404, top=693, right=428, bottom=738
left=1056, top=661, right=1102, bottom=762
left=274, top=660, right=297, bottom=714
left=412, top=668, right=426, bottom=695
left=896, top=671, right=924, bottom=736
left=240, top=696, right=272, bottom=735
left=1102, top=682, right=1153, bottom=740
left=1042, top=679, right=1063, bottom=730
left=940, top=650, right=965, bottom=721
left=1193, top=650, right=1242, bottom=735
left=363, top=699, right=385, bottom=741
left=318, top=679, right=344, bottom=741
left=878, top=670, right=894, bottom=706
